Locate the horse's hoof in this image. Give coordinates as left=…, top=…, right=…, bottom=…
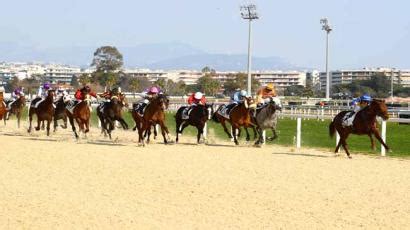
left=35, top=127, right=40, bottom=131
left=254, top=144, right=262, bottom=148
left=348, top=156, right=352, bottom=159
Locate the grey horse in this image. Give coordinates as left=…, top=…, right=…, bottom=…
left=254, top=97, right=282, bottom=146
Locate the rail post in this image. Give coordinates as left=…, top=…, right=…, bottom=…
left=381, top=120, right=387, bottom=156
left=296, top=117, right=301, bottom=149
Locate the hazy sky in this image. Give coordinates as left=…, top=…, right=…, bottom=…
left=1, top=0, right=409, bottom=69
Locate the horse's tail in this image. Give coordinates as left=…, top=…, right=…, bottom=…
left=329, top=120, right=336, bottom=138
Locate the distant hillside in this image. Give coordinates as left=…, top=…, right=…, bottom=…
left=0, top=42, right=299, bottom=70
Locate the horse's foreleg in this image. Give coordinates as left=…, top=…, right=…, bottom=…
left=53, top=117, right=58, bottom=132
left=340, top=134, right=352, bottom=158
left=252, top=125, right=257, bottom=140
left=368, top=133, right=376, bottom=151
left=118, top=118, right=128, bottom=130
left=372, top=128, right=390, bottom=152
left=16, top=111, right=21, bottom=129
left=196, top=126, right=203, bottom=144
left=69, top=116, right=78, bottom=139
left=220, top=120, right=233, bottom=139
left=244, top=127, right=250, bottom=142
left=105, top=117, right=113, bottom=140
left=35, top=118, right=41, bottom=131
left=268, top=128, right=278, bottom=141
left=28, top=110, right=33, bottom=133
left=254, top=126, right=264, bottom=146
left=159, top=121, right=171, bottom=144
left=46, top=119, right=51, bottom=136
left=232, top=125, right=239, bottom=145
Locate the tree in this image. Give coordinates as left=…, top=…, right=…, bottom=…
left=129, top=78, right=140, bottom=97
left=284, top=85, right=304, bottom=96
left=5, top=77, right=20, bottom=92
left=71, top=75, right=80, bottom=88
left=154, top=78, right=166, bottom=90
left=91, top=46, right=124, bottom=72
left=223, top=73, right=260, bottom=95
left=78, top=73, right=91, bottom=86
left=197, top=74, right=220, bottom=96
left=91, top=46, right=123, bottom=88
left=201, top=66, right=216, bottom=74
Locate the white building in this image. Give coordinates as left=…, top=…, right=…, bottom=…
left=319, top=67, right=410, bottom=91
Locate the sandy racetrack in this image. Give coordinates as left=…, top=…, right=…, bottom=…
left=0, top=125, right=409, bottom=229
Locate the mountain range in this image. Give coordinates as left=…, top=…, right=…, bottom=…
left=0, top=42, right=300, bottom=71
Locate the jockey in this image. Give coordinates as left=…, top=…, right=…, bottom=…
left=33, top=82, right=52, bottom=108
left=69, top=85, right=97, bottom=108
left=343, top=94, right=372, bottom=127
left=99, top=87, right=121, bottom=101
left=256, top=83, right=277, bottom=105
left=8, top=87, right=24, bottom=109
left=182, top=91, right=206, bottom=118
left=223, top=89, right=248, bottom=115
left=55, top=87, right=68, bottom=102
left=133, top=86, right=160, bottom=115
left=98, top=87, right=122, bottom=112
left=188, top=91, right=206, bottom=105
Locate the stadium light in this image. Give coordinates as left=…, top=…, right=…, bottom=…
left=320, top=18, right=332, bottom=100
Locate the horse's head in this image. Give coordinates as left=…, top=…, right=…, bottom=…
left=243, top=96, right=256, bottom=111
left=157, top=94, right=169, bottom=110
left=47, top=90, right=56, bottom=101
left=119, top=93, right=129, bottom=108
left=205, top=103, right=214, bottom=120
left=369, top=99, right=389, bottom=120
left=268, top=97, right=282, bottom=112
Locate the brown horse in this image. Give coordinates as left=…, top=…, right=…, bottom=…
left=329, top=99, right=390, bottom=158
left=4, top=94, right=26, bottom=128
left=212, top=97, right=256, bottom=145
left=135, top=94, right=172, bottom=146
left=66, top=93, right=91, bottom=139
left=0, top=92, right=6, bottom=123
left=28, top=90, right=55, bottom=136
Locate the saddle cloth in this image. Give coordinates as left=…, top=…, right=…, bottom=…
left=66, top=101, right=78, bottom=114
left=181, top=106, right=193, bottom=120
left=133, top=102, right=146, bottom=116
left=342, top=111, right=355, bottom=127
left=217, top=104, right=232, bottom=119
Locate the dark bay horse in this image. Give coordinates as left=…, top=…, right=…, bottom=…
left=175, top=103, right=213, bottom=144
left=0, top=92, right=6, bottom=123
left=28, top=90, right=55, bottom=136
left=53, top=95, right=68, bottom=132
left=135, top=94, right=172, bottom=146
left=212, top=97, right=256, bottom=145
left=329, top=99, right=390, bottom=158
left=4, top=94, right=26, bottom=128
left=66, top=93, right=91, bottom=139
left=97, top=93, right=129, bottom=139
left=254, top=97, right=282, bottom=146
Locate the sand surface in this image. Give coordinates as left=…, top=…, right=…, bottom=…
left=0, top=124, right=409, bottom=229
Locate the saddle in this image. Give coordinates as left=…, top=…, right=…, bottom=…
left=133, top=102, right=147, bottom=116
left=217, top=103, right=238, bottom=119
left=66, top=100, right=79, bottom=114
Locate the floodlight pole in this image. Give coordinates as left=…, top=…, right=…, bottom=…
left=321, top=18, right=332, bottom=100
left=241, top=4, right=259, bottom=96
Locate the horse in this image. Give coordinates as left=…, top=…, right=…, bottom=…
left=329, top=99, right=390, bottom=158
left=135, top=94, right=172, bottom=146
left=28, top=90, right=55, bottom=136
left=66, top=93, right=91, bottom=139
left=53, top=95, right=69, bottom=132
left=175, top=103, right=214, bottom=144
left=3, top=94, right=26, bottom=128
left=254, top=97, right=282, bottom=146
left=212, top=97, right=257, bottom=145
left=0, top=92, right=6, bottom=123
left=97, top=93, right=129, bottom=139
